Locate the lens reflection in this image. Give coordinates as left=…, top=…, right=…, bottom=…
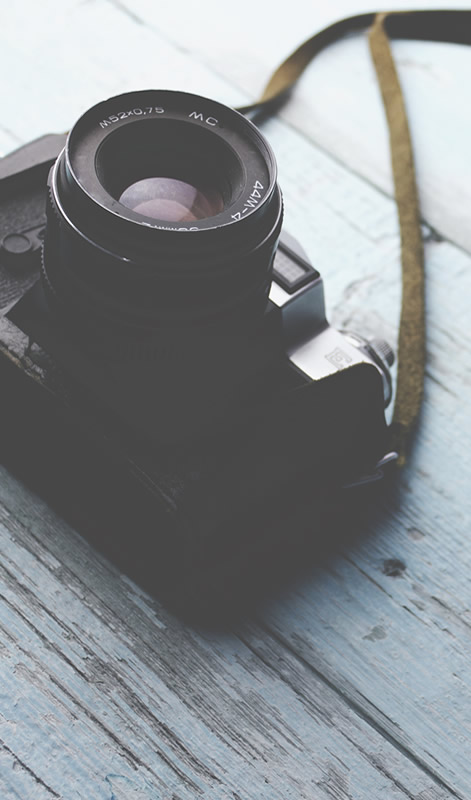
left=119, top=177, right=224, bottom=222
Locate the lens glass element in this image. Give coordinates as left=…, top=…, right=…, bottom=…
left=119, top=177, right=224, bottom=223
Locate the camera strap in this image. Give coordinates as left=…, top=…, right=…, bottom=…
left=239, top=9, right=471, bottom=467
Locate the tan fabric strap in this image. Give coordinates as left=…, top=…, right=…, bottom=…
left=369, top=14, right=424, bottom=465
left=240, top=9, right=471, bottom=466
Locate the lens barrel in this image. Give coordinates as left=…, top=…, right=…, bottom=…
left=42, top=90, right=283, bottom=333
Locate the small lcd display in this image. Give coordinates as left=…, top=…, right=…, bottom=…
left=273, top=249, right=319, bottom=294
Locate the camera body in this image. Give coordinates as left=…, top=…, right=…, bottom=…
left=0, top=91, right=394, bottom=581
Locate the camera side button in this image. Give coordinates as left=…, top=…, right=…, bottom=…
left=1, top=227, right=43, bottom=271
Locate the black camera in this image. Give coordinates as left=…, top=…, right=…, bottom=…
left=1, top=90, right=394, bottom=584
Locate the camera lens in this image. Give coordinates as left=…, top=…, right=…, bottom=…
left=119, top=178, right=224, bottom=222
left=43, top=90, right=282, bottom=330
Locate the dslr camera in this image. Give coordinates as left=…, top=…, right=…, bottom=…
left=1, top=91, right=394, bottom=580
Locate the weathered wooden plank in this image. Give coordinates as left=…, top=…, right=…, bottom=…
left=0, top=744, right=61, bottom=800
left=237, top=118, right=471, bottom=795
left=0, top=469, right=462, bottom=799
left=0, top=0, right=246, bottom=155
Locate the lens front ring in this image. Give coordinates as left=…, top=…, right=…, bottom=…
left=43, top=89, right=283, bottom=330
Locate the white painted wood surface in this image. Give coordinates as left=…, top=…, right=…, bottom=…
left=1, top=1, right=471, bottom=798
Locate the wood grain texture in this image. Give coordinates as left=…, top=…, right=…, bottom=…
left=0, top=468, right=463, bottom=800
left=1, top=0, right=471, bottom=798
